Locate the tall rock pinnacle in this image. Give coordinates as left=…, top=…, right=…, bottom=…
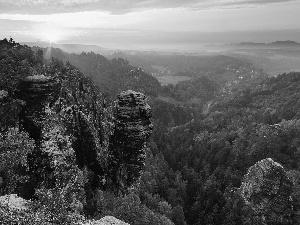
left=108, top=90, right=153, bottom=193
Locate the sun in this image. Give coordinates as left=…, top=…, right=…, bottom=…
left=42, top=30, right=60, bottom=44
left=47, top=33, right=58, bottom=43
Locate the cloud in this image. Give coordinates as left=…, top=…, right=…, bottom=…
left=217, top=0, right=298, bottom=8
left=0, top=0, right=298, bottom=14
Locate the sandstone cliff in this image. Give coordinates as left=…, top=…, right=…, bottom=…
left=16, top=75, right=60, bottom=141
left=14, top=75, right=60, bottom=198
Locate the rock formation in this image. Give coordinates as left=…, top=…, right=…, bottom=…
left=16, top=75, right=60, bottom=141
left=83, top=216, right=130, bottom=225
left=0, top=194, right=129, bottom=225
left=0, top=194, right=29, bottom=211
left=0, top=90, right=8, bottom=99
left=13, top=75, right=60, bottom=198
left=14, top=75, right=153, bottom=195
left=108, top=90, right=153, bottom=193
left=240, top=158, right=294, bottom=224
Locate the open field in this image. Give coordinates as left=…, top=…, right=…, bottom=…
left=157, top=75, right=191, bottom=86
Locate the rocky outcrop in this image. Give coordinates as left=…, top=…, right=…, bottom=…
left=16, top=75, right=60, bottom=141
left=0, top=194, right=129, bottom=225
left=0, top=90, right=8, bottom=99
left=0, top=194, right=29, bottom=211
left=240, top=158, right=294, bottom=224
left=108, top=90, right=152, bottom=193
left=0, top=194, right=35, bottom=224
left=83, top=216, right=130, bottom=225
left=15, top=75, right=153, bottom=195
left=13, top=75, right=60, bottom=198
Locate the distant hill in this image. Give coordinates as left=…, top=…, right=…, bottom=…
left=213, top=72, right=300, bottom=121
left=206, top=40, right=300, bottom=76
left=21, top=42, right=113, bottom=55
left=227, top=40, right=300, bottom=49
left=109, top=51, right=262, bottom=80
left=268, top=40, right=300, bottom=47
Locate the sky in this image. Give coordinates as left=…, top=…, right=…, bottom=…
left=0, top=0, right=300, bottom=50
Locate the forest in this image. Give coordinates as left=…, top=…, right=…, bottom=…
left=1, top=38, right=300, bottom=224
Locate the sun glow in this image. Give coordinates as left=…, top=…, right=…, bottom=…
left=41, top=29, right=61, bottom=43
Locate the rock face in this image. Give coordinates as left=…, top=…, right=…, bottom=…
left=16, top=75, right=60, bottom=141
left=13, top=76, right=60, bottom=198
left=108, top=90, right=152, bottom=193
left=240, top=158, right=294, bottom=224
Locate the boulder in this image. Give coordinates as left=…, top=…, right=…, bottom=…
left=0, top=90, right=8, bottom=100
left=0, top=194, right=29, bottom=211
left=240, top=158, right=293, bottom=224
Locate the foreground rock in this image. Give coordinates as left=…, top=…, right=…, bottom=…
left=0, top=194, right=29, bottom=211
left=240, top=158, right=294, bottom=224
left=0, top=194, right=129, bottom=225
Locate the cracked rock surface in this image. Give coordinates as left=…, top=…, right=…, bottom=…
left=240, top=158, right=293, bottom=224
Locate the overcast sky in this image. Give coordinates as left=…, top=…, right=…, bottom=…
left=1, top=0, right=300, bottom=50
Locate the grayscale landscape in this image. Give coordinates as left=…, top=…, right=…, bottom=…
left=1, top=0, right=300, bottom=224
